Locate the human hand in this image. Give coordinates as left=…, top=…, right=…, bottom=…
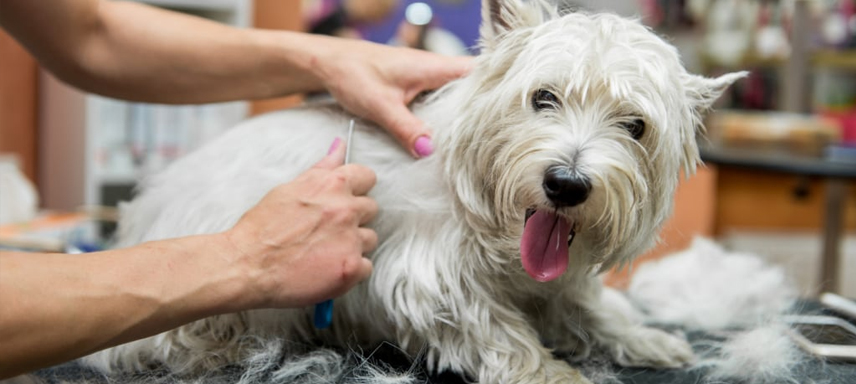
left=222, top=139, right=377, bottom=309
left=314, top=38, right=473, bottom=158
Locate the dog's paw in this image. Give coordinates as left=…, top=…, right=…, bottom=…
left=543, top=360, right=594, bottom=384
left=484, top=360, right=593, bottom=384
left=607, top=326, right=695, bottom=368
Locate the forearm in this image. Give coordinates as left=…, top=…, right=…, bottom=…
left=0, top=233, right=249, bottom=378
left=75, top=1, right=333, bottom=103
left=0, top=146, right=378, bottom=378
left=0, top=0, right=329, bottom=103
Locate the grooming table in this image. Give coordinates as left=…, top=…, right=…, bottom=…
left=22, top=341, right=856, bottom=384
left=21, top=301, right=856, bottom=384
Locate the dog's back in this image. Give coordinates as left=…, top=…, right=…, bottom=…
left=85, top=101, right=448, bottom=372
left=115, top=105, right=407, bottom=248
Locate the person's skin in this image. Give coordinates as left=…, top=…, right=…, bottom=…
left=0, top=0, right=471, bottom=378
left=0, top=0, right=472, bottom=157
left=0, top=143, right=376, bottom=378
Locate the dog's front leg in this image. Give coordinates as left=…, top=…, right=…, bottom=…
left=542, top=277, right=694, bottom=368
left=404, top=299, right=593, bottom=384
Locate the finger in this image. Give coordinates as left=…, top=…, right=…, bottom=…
left=373, top=102, right=433, bottom=158
left=358, top=227, right=378, bottom=253
left=340, top=256, right=373, bottom=290
left=338, top=164, right=377, bottom=196
left=314, top=137, right=346, bottom=169
left=334, top=256, right=373, bottom=298
left=354, top=257, right=373, bottom=283
left=420, top=56, right=474, bottom=90
left=352, top=196, right=378, bottom=225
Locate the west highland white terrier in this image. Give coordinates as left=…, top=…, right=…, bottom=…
left=86, top=1, right=745, bottom=383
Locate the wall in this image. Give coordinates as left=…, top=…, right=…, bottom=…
left=0, top=29, right=39, bottom=184
left=250, top=0, right=304, bottom=116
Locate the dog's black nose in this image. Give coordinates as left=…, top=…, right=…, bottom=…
left=543, top=167, right=591, bottom=207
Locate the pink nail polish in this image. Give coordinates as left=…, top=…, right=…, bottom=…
left=327, top=138, right=341, bottom=155
left=414, top=136, right=434, bottom=158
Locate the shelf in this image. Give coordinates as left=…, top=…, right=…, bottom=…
left=135, top=0, right=244, bottom=11
left=38, top=1, right=254, bottom=210
left=813, top=50, right=856, bottom=70
left=132, top=0, right=251, bottom=27
left=95, top=173, right=140, bottom=185
left=704, top=50, right=856, bottom=71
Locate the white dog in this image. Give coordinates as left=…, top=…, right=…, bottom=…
left=86, top=1, right=744, bottom=383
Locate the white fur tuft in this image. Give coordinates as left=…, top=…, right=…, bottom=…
left=695, top=325, right=807, bottom=384
left=627, top=238, right=840, bottom=384
left=628, top=237, right=797, bottom=330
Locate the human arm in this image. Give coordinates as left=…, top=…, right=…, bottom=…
left=0, top=142, right=376, bottom=378
left=0, top=0, right=472, bottom=156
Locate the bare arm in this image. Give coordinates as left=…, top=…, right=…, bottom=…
left=0, top=143, right=377, bottom=378
left=0, top=0, right=325, bottom=102
left=0, top=0, right=472, bottom=156
left=0, top=234, right=246, bottom=377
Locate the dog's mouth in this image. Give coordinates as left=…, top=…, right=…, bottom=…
left=521, top=209, right=576, bottom=282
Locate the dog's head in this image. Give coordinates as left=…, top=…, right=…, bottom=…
left=440, top=0, right=745, bottom=281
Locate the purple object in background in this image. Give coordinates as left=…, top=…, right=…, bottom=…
left=359, top=0, right=483, bottom=54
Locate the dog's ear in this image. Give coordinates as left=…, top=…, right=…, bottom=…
left=683, top=71, right=748, bottom=114
left=479, top=0, right=553, bottom=51
left=679, top=71, right=747, bottom=174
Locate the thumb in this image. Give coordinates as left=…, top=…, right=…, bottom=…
left=376, top=103, right=434, bottom=158
left=314, top=137, right=346, bottom=169
left=421, top=56, right=474, bottom=90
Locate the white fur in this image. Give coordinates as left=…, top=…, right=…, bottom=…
left=84, top=2, right=744, bottom=383
left=696, top=325, right=808, bottom=384
left=628, top=237, right=797, bottom=330
left=627, top=238, right=830, bottom=384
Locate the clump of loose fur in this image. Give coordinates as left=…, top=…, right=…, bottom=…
left=695, top=325, right=807, bottom=384
left=628, top=237, right=823, bottom=384
left=628, top=237, right=797, bottom=330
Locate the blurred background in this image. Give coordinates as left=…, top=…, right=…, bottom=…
left=1, top=0, right=854, bottom=297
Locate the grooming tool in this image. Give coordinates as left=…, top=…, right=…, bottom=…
left=344, top=119, right=354, bottom=164
left=821, top=292, right=856, bottom=320
left=784, top=315, right=856, bottom=361
left=314, top=120, right=355, bottom=329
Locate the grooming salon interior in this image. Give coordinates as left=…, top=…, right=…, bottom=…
left=2, top=0, right=856, bottom=374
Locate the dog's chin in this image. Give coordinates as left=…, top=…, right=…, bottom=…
left=520, top=208, right=578, bottom=282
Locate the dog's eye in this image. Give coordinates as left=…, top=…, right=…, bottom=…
left=532, top=89, right=560, bottom=111
left=620, top=119, right=646, bottom=140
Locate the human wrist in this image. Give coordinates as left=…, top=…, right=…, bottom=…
left=201, top=230, right=264, bottom=313
left=287, top=32, right=347, bottom=94
left=134, top=232, right=258, bottom=319
left=264, top=30, right=332, bottom=95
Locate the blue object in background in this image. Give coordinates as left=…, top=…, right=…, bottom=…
left=360, top=0, right=482, bottom=54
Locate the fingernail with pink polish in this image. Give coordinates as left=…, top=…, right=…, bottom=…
left=327, top=138, right=341, bottom=155
left=414, top=136, right=434, bottom=158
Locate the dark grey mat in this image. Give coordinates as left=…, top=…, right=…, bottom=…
left=15, top=303, right=856, bottom=384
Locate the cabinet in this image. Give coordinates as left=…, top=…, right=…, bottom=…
left=38, top=0, right=254, bottom=210
left=706, top=3, right=856, bottom=233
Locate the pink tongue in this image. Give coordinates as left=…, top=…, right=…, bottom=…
left=521, top=210, right=571, bottom=282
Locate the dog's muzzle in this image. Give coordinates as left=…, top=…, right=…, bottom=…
left=517, top=166, right=589, bottom=282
